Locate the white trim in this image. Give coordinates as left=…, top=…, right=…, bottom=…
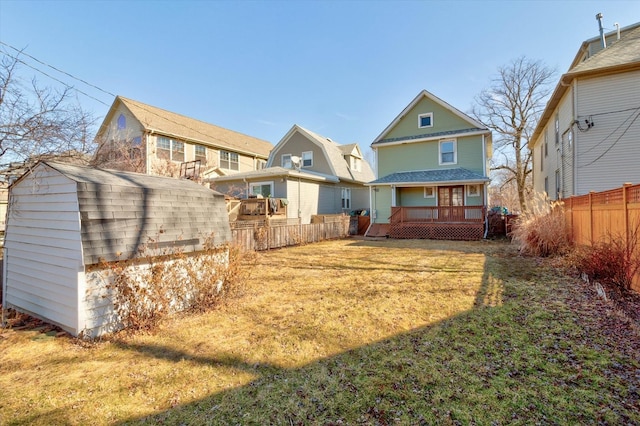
left=439, top=139, right=457, bottom=165
left=391, top=185, right=396, bottom=207
left=371, top=129, right=489, bottom=148
left=219, top=149, right=239, bottom=171
left=418, top=112, right=433, bottom=129
left=281, top=153, right=292, bottom=169
left=467, top=184, right=480, bottom=197
left=482, top=134, right=487, bottom=177
left=301, top=151, right=313, bottom=167
left=372, top=89, right=489, bottom=143
left=249, top=181, right=275, bottom=197
left=424, top=186, right=435, bottom=198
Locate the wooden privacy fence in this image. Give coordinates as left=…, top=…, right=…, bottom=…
left=231, top=217, right=350, bottom=251
left=564, top=183, right=640, bottom=246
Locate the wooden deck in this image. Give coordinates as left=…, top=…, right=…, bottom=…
left=386, top=206, right=486, bottom=240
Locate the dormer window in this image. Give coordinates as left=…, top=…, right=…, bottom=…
left=418, top=113, right=433, bottom=129
left=349, top=156, right=361, bottom=172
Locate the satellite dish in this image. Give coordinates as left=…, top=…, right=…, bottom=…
left=290, top=155, right=301, bottom=169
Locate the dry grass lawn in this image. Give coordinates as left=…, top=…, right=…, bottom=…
left=0, top=238, right=638, bottom=425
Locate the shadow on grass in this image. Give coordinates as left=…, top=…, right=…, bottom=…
left=111, top=242, right=635, bottom=425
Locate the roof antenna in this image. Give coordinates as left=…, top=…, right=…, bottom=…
left=614, top=22, right=620, bottom=40
left=596, top=13, right=606, bottom=48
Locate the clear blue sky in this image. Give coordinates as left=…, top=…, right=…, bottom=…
left=1, top=0, right=639, bottom=157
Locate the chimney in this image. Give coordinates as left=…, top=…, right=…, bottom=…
left=596, top=13, right=606, bottom=48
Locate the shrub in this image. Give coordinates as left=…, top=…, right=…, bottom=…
left=102, top=234, right=253, bottom=333
left=567, top=227, right=640, bottom=292
left=510, top=193, right=570, bottom=257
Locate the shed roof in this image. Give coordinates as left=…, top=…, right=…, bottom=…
left=368, top=168, right=489, bottom=186
left=39, top=162, right=231, bottom=265
left=98, top=96, right=273, bottom=158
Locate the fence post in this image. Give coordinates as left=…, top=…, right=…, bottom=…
left=623, top=183, right=631, bottom=251
left=588, top=191, right=594, bottom=244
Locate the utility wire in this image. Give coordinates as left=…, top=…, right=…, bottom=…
left=0, top=41, right=117, bottom=99
left=0, top=43, right=269, bottom=150
left=0, top=49, right=110, bottom=106
left=578, top=106, right=640, bottom=156
left=578, top=108, right=640, bottom=168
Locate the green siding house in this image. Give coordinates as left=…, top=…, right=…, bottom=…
left=367, top=90, right=492, bottom=240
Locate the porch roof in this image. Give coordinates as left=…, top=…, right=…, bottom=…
left=368, top=167, right=489, bottom=186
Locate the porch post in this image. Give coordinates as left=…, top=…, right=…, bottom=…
left=391, top=185, right=396, bottom=207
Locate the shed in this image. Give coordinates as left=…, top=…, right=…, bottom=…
left=2, top=161, right=231, bottom=337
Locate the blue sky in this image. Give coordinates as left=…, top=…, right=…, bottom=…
left=1, top=0, right=639, bottom=157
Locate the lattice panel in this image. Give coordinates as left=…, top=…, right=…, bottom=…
left=389, top=223, right=484, bottom=241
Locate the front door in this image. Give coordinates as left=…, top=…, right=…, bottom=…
left=438, top=186, right=464, bottom=220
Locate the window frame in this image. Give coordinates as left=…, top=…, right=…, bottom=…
left=467, top=184, right=480, bottom=197
left=439, top=139, right=457, bottom=165
left=282, top=154, right=292, bottom=169
left=302, top=151, right=313, bottom=168
left=250, top=181, right=274, bottom=198
left=117, top=114, right=126, bottom=130
left=418, top=112, right=433, bottom=129
left=424, top=186, right=435, bottom=198
left=554, top=114, right=560, bottom=145
left=195, top=144, right=207, bottom=165
left=341, top=187, right=351, bottom=210
left=220, top=150, right=239, bottom=171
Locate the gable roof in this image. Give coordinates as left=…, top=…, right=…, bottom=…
left=368, top=167, right=489, bottom=186
left=97, top=96, right=273, bottom=158
left=268, top=125, right=375, bottom=184
left=26, top=161, right=231, bottom=265
left=531, top=23, right=640, bottom=147
left=372, top=90, right=489, bottom=146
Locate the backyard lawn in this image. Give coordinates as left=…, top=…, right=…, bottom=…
left=0, top=238, right=639, bottom=425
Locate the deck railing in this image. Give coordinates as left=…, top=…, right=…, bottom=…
left=390, top=206, right=485, bottom=223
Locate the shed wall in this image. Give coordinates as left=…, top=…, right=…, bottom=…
left=3, top=167, right=83, bottom=335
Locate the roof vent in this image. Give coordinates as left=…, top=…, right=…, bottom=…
left=596, top=13, right=607, bottom=49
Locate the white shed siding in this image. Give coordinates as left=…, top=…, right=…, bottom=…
left=4, top=166, right=83, bottom=335
left=575, top=71, right=640, bottom=194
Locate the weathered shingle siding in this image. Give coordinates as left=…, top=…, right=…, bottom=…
left=4, top=164, right=83, bottom=334
left=76, top=181, right=231, bottom=265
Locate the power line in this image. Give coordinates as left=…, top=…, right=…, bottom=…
left=578, top=106, right=640, bottom=156
left=0, top=50, right=111, bottom=107
left=578, top=108, right=640, bottom=168
left=1, top=44, right=269, bottom=149
left=0, top=41, right=116, bottom=99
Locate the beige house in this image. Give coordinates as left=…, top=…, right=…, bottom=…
left=94, top=96, right=273, bottom=178
left=208, top=124, right=375, bottom=224
left=530, top=22, right=640, bottom=199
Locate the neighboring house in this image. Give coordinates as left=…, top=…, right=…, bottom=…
left=367, top=90, right=492, bottom=240
left=2, top=162, right=231, bottom=337
left=94, top=96, right=273, bottom=178
left=208, top=124, right=375, bottom=224
left=530, top=22, right=640, bottom=199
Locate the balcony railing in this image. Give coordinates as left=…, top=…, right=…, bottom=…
left=390, top=206, right=485, bottom=224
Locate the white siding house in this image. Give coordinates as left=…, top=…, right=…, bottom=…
left=2, top=162, right=231, bottom=337
left=531, top=22, right=640, bottom=198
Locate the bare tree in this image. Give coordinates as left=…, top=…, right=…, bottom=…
left=473, top=57, right=555, bottom=212
left=0, top=51, right=95, bottom=169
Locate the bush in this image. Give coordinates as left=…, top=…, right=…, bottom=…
left=102, top=234, right=253, bottom=333
left=567, top=230, right=640, bottom=292
left=510, top=195, right=570, bottom=257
